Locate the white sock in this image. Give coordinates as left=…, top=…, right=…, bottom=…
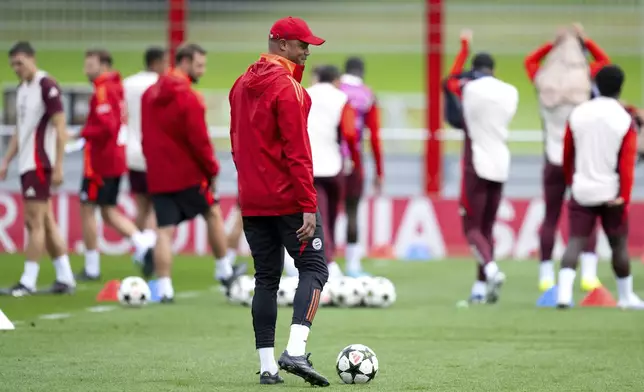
left=258, top=347, right=279, bottom=374
left=580, top=252, right=598, bottom=280
left=157, top=276, right=174, bottom=298
left=19, top=261, right=40, bottom=290
left=215, top=256, right=233, bottom=280
left=557, top=268, right=576, bottom=306
left=226, top=248, right=237, bottom=264
left=539, top=260, right=555, bottom=282
left=53, top=255, right=75, bottom=286
left=345, top=243, right=362, bottom=272
left=286, top=324, right=310, bottom=357
left=131, top=231, right=152, bottom=259
left=616, top=275, right=633, bottom=303
left=84, top=249, right=100, bottom=277
left=484, top=262, right=499, bottom=280
left=327, top=261, right=344, bottom=280
left=143, top=229, right=157, bottom=247
left=471, top=281, right=486, bottom=297
left=283, top=249, right=299, bottom=277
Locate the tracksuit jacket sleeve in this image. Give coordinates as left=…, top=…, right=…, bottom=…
left=184, top=94, right=219, bottom=179
left=277, top=83, right=317, bottom=213
left=81, top=86, right=120, bottom=142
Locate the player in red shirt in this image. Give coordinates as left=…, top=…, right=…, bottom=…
left=142, top=44, right=245, bottom=302
left=74, top=49, right=155, bottom=280
left=524, top=23, right=609, bottom=292
left=229, top=17, right=329, bottom=386
left=558, top=65, right=644, bottom=309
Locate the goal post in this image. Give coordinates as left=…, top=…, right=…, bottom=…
left=425, top=0, right=444, bottom=196
left=167, top=0, right=187, bottom=67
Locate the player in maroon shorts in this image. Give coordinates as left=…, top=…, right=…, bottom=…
left=0, top=42, right=76, bottom=296
left=307, top=65, right=361, bottom=281
left=445, top=29, right=518, bottom=304
left=524, top=23, right=609, bottom=292
left=557, top=65, right=644, bottom=309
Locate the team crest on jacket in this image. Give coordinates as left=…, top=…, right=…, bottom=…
left=312, top=238, right=322, bottom=250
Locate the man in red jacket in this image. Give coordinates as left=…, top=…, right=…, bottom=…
left=75, top=49, right=155, bottom=281
left=142, top=44, right=245, bottom=303
left=229, top=16, right=329, bottom=387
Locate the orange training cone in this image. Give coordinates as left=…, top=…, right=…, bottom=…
left=96, top=280, right=121, bottom=302
left=580, top=287, right=617, bottom=308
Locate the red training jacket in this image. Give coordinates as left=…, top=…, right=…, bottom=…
left=81, top=72, right=127, bottom=179
left=141, top=69, right=219, bottom=194
left=229, top=54, right=317, bottom=216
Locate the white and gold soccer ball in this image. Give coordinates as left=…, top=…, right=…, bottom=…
left=336, top=344, right=379, bottom=384
left=228, top=275, right=255, bottom=306
left=117, top=276, right=151, bottom=307
left=363, top=277, right=397, bottom=308
left=331, top=277, right=366, bottom=307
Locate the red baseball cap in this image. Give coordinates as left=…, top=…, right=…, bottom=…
left=269, top=16, right=325, bottom=46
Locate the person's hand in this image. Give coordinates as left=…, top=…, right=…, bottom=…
left=373, top=176, right=383, bottom=195
left=0, top=161, right=8, bottom=181
left=572, top=22, right=586, bottom=39
left=297, top=212, right=316, bottom=242
left=554, top=26, right=568, bottom=44
left=460, top=29, right=473, bottom=43
left=606, top=197, right=624, bottom=207
left=52, top=166, right=64, bottom=187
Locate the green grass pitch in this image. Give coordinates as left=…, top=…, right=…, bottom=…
left=1, top=254, right=644, bottom=391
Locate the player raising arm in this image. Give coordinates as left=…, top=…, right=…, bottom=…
left=229, top=17, right=329, bottom=386
left=557, top=65, right=644, bottom=310
left=525, top=23, right=609, bottom=292
left=445, top=29, right=519, bottom=304
left=74, top=49, right=155, bottom=280
left=1, top=41, right=76, bottom=296
left=142, top=44, right=244, bottom=302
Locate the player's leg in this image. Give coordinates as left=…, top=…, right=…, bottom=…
left=97, top=177, right=155, bottom=271
left=276, top=212, right=330, bottom=386
left=11, top=198, right=48, bottom=295
left=129, top=170, right=156, bottom=233
left=243, top=216, right=284, bottom=384
left=480, top=180, right=506, bottom=303
left=556, top=198, right=595, bottom=308
left=315, top=177, right=342, bottom=280
left=344, top=169, right=364, bottom=276
left=150, top=193, right=180, bottom=302
left=76, top=177, right=101, bottom=280
left=222, top=208, right=243, bottom=269
left=283, top=247, right=299, bottom=277
left=539, top=161, right=566, bottom=291
left=44, top=203, right=75, bottom=292
left=579, top=226, right=602, bottom=291
left=326, top=174, right=342, bottom=270
left=600, top=205, right=644, bottom=309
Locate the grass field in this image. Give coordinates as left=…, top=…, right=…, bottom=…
left=2, top=254, right=644, bottom=391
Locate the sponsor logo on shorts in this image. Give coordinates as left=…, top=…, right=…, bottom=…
left=25, top=187, right=35, bottom=197
left=312, top=238, right=322, bottom=250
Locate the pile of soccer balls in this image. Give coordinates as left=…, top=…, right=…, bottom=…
left=228, top=276, right=396, bottom=308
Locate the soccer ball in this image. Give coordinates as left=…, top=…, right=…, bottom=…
left=320, top=282, right=333, bottom=306
left=277, top=276, right=298, bottom=307
left=229, top=275, right=255, bottom=306
left=336, top=344, right=379, bottom=384
left=364, top=277, right=397, bottom=308
left=117, top=276, right=151, bottom=307
left=331, top=277, right=366, bottom=307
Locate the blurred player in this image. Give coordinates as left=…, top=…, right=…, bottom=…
left=445, top=29, right=518, bottom=304
left=339, top=57, right=383, bottom=277
left=123, top=46, right=167, bottom=276
left=0, top=42, right=75, bottom=295
left=142, top=44, right=243, bottom=302
left=557, top=65, right=644, bottom=309
left=74, top=49, right=155, bottom=281
left=307, top=65, right=361, bottom=280
left=230, top=17, right=329, bottom=386
left=525, top=23, right=610, bottom=292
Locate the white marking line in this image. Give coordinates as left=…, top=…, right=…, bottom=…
left=86, top=305, right=117, bottom=313
left=39, top=313, right=71, bottom=320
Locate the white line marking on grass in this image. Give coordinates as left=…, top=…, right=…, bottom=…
left=39, top=313, right=71, bottom=320
left=86, top=305, right=117, bottom=313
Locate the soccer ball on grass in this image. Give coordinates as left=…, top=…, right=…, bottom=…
left=336, top=344, right=379, bottom=384
left=277, top=276, right=298, bottom=307
left=363, top=277, right=397, bottom=308
left=228, top=275, right=255, bottom=306
left=330, top=277, right=366, bottom=307
left=117, top=276, right=151, bottom=307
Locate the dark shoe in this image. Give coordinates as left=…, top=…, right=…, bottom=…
left=141, top=248, right=155, bottom=279
left=7, top=282, right=34, bottom=297
left=258, top=371, right=284, bottom=385
left=219, top=263, right=248, bottom=297
left=160, top=296, right=174, bottom=304
left=556, top=303, right=570, bottom=310
left=45, top=281, right=75, bottom=295
left=278, top=351, right=330, bottom=387
left=75, top=270, right=100, bottom=282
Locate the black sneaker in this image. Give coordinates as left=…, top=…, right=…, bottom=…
left=257, top=371, right=284, bottom=385
left=8, top=282, right=34, bottom=297
left=556, top=303, right=571, bottom=310
left=219, top=263, right=248, bottom=297
left=278, top=351, right=330, bottom=387
left=43, top=281, right=75, bottom=295
left=141, top=248, right=155, bottom=279
left=75, top=270, right=100, bottom=282
left=160, top=296, right=174, bottom=304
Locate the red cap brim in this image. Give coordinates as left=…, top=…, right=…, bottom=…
left=300, top=35, right=325, bottom=46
